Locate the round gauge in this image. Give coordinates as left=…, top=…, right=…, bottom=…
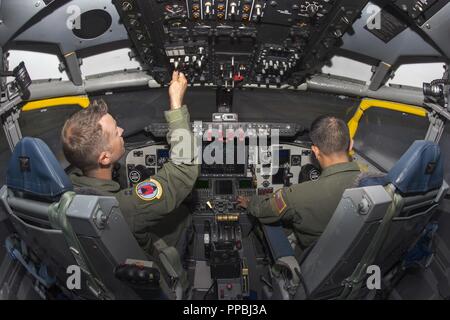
left=129, top=170, right=142, bottom=183
left=309, top=168, right=320, bottom=181
left=299, top=164, right=321, bottom=183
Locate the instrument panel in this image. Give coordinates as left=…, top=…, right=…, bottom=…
left=393, top=0, right=450, bottom=26
left=125, top=136, right=320, bottom=214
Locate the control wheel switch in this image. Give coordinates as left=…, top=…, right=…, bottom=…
left=114, top=259, right=160, bottom=289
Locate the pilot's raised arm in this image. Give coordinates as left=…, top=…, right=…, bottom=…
left=116, top=71, right=199, bottom=232
left=64, top=71, right=199, bottom=249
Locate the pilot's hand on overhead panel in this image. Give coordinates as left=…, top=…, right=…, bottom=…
left=169, top=71, right=188, bottom=110
left=237, top=196, right=251, bottom=209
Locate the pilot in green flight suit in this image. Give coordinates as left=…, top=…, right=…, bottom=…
left=61, top=71, right=199, bottom=254
left=238, top=115, right=361, bottom=253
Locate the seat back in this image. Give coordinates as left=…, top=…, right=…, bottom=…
left=372, top=189, right=441, bottom=273
left=2, top=137, right=79, bottom=295
left=0, top=137, right=173, bottom=299
left=1, top=185, right=78, bottom=288
left=295, top=185, right=392, bottom=299
left=296, top=140, right=447, bottom=300
left=359, top=140, right=447, bottom=275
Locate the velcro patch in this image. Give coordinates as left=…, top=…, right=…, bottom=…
left=135, top=179, right=163, bottom=201
left=273, top=190, right=287, bottom=215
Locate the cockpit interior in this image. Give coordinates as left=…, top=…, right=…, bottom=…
left=1, top=0, right=450, bottom=301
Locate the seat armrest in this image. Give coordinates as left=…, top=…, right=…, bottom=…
left=262, top=224, right=301, bottom=296
left=262, top=224, right=295, bottom=259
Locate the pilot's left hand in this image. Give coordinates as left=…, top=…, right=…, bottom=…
left=237, top=196, right=250, bottom=209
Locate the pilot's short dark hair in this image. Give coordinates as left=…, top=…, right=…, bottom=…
left=309, top=115, right=351, bottom=155
left=61, top=99, right=109, bottom=172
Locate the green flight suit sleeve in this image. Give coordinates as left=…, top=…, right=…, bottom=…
left=247, top=187, right=297, bottom=225
left=116, top=105, right=199, bottom=233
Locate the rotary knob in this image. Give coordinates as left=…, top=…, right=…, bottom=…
left=122, top=2, right=133, bottom=11
left=129, top=18, right=139, bottom=27
left=136, top=33, right=144, bottom=41
left=306, top=3, right=319, bottom=17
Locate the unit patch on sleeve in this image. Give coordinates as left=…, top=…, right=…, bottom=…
left=135, top=179, right=163, bottom=201
left=273, top=190, right=287, bottom=215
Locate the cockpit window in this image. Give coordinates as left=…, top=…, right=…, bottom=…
left=353, top=107, right=429, bottom=172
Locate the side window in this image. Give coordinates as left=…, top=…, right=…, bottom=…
left=353, top=108, right=429, bottom=171
left=19, top=106, right=81, bottom=162
left=1, top=106, right=80, bottom=185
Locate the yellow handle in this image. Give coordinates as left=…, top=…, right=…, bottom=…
left=22, top=96, right=90, bottom=112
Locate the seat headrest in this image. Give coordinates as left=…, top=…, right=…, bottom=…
left=359, top=140, right=443, bottom=195
left=6, top=137, right=72, bottom=198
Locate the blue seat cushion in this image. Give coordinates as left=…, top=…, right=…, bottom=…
left=6, top=137, right=72, bottom=198
left=359, top=140, right=443, bottom=195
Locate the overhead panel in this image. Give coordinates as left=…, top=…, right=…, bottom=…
left=112, top=0, right=369, bottom=86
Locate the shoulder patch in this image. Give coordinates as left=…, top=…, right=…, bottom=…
left=135, top=179, right=163, bottom=201
left=273, top=190, right=287, bottom=215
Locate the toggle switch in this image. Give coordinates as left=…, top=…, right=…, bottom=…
left=205, top=1, right=212, bottom=15
left=255, top=4, right=262, bottom=17
left=230, top=2, right=237, bottom=15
